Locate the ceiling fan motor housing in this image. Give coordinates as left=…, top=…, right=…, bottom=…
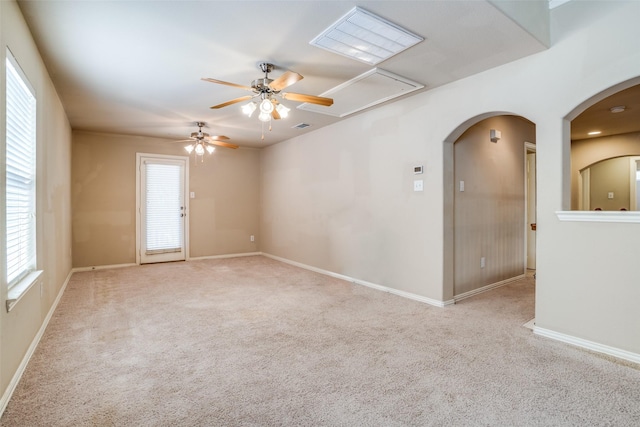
left=252, top=78, right=275, bottom=93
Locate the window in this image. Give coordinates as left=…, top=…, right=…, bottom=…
left=6, top=50, right=37, bottom=289
left=145, top=161, right=184, bottom=253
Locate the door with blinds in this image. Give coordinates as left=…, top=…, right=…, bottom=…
left=137, top=154, right=188, bottom=264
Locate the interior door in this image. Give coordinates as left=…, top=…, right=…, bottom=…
left=138, top=154, right=188, bottom=264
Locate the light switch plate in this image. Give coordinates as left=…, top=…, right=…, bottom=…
left=413, top=180, right=424, bottom=192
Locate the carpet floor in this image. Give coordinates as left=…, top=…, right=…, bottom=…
left=1, top=255, right=638, bottom=426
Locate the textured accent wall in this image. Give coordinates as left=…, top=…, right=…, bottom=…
left=453, top=116, right=534, bottom=296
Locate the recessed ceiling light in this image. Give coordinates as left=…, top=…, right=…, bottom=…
left=610, top=105, right=626, bottom=113
left=310, top=7, right=424, bottom=66
left=588, top=131, right=602, bottom=136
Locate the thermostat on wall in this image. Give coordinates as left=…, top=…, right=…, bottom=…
left=414, top=165, right=423, bottom=174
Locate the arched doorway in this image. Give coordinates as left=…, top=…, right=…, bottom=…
left=443, top=113, right=536, bottom=302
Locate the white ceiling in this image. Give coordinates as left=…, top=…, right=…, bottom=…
left=17, top=0, right=550, bottom=148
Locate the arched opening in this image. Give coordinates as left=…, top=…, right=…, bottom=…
left=565, top=78, right=640, bottom=211
left=444, top=113, right=536, bottom=302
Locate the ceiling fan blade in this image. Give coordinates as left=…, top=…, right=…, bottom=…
left=206, top=140, right=239, bottom=149
left=282, top=92, right=333, bottom=106
left=201, top=78, right=253, bottom=91
left=206, top=135, right=230, bottom=141
left=210, top=95, right=253, bottom=109
left=174, top=139, right=195, bottom=143
left=269, top=71, right=303, bottom=92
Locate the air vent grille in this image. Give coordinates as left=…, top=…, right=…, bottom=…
left=310, top=7, right=423, bottom=65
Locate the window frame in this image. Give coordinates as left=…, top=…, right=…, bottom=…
left=5, top=48, right=40, bottom=311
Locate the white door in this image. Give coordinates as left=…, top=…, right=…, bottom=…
left=137, top=154, right=188, bottom=264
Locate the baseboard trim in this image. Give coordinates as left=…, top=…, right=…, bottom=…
left=0, top=269, right=74, bottom=416
left=188, top=252, right=262, bottom=261
left=534, top=326, right=640, bottom=365
left=72, top=253, right=263, bottom=271
left=454, top=274, right=526, bottom=303
left=72, top=263, right=137, bottom=272
left=262, top=253, right=449, bottom=308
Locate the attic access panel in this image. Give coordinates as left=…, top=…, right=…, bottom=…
left=297, top=68, right=424, bottom=118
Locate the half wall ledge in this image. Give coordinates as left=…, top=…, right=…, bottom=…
left=556, top=211, right=640, bottom=223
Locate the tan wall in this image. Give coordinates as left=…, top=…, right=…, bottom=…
left=72, top=131, right=260, bottom=267
left=261, top=1, right=640, bottom=356
left=570, top=132, right=640, bottom=209
left=589, top=157, right=631, bottom=211
left=1, top=0, right=73, bottom=405
left=453, top=116, right=534, bottom=296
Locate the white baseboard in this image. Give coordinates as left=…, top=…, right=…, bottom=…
left=0, top=269, right=74, bottom=416
left=534, top=326, right=640, bottom=365
left=188, top=252, right=262, bottom=261
left=72, top=253, right=263, bottom=272
left=72, top=262, right=137, bottom=272
left=262, top=253, right=449, bottom=308
left=454, top=274, right=526, bottom=303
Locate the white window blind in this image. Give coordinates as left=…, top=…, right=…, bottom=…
left=145, top=162, right=184, bottom=254
left=6, top=52, right=37, bottom=287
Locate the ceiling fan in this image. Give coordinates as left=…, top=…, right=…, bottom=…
left=175, top=121, right=238, bottom=157
left=202, top=62, right=333, bottom=123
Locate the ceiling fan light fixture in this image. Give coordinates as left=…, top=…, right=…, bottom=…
left=206, top=145, right=215, bottom=154
left=242, top=101, right=257, bottom=117
left=259, top=98, right=274, bottom=114
left=194, top=143, right=205, bottom=156
left=184, top=144, right=194, bottom=154
left=258, top=111, right=272, bottom=123
left=310, top=7, right=424, bottom=65
left=276, top=103, right=290, bottom=118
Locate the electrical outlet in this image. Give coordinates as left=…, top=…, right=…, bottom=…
left=250, top=235, right=255, bottom=242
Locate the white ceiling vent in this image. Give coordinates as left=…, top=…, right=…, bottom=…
left=297, top=68, right=424, bottom=118
left=310, top=7, right=423, bottom=65
left=292, top=123, right=311, bottom=130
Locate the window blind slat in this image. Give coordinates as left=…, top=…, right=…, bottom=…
left=145, top=162, right=183, bottom=253
left=6, top=53, right=37, bottom=287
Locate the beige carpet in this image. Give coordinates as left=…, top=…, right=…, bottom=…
left=1, top=256, right=638, bottom=426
